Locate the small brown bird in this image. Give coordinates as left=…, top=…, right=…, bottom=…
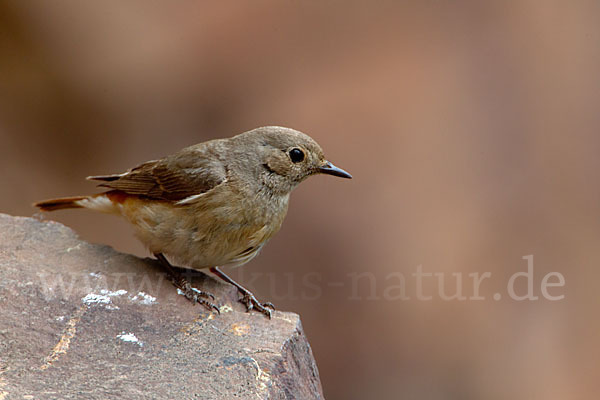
left=35, top=126, right=351, bottom=317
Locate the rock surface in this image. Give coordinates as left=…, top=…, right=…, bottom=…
left=0, top=213, right=324, bottom=399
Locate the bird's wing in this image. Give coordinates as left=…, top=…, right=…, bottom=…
left=87, top=144, right=227, bottom=202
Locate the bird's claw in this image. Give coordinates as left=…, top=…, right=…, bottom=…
left=241, top=292, right=275, bottom=318
left=191, top=287, right=215, bottom=301
left=180, top=284, right=219, bottom=314
left=154, top=253, right=219, bottom=315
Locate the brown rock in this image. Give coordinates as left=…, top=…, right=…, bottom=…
left=0, top=213, right=324, bottom=399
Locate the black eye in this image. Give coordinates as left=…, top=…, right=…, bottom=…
left=289, top=148, right=305, bottom=163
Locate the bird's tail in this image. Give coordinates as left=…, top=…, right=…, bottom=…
left=34, top=196, right=87, bottom=212
left=34, top=192, right=126, bottom=214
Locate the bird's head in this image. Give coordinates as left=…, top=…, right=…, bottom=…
left=232, top=126, right=352, bottom=194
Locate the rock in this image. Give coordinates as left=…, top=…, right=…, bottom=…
left=0, top=213, right=324, bottom=399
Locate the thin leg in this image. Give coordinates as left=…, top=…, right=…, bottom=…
left=209, top=266, right=275, bottom=319
left=154, top=253, right=219, bottom=314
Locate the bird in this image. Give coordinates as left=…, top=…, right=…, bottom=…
left=34, top=126, right=352, bottom=317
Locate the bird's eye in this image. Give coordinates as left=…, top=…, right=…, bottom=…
left=289, top=148, right=305, bottom=163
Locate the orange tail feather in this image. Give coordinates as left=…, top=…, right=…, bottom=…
left=34, top=196, right=87, bottom=212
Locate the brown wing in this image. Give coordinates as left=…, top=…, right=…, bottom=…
left=87, top=144, right=227, bottom=202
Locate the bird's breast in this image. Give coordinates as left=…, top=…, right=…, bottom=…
left=129, top=184, right=291, bottom=269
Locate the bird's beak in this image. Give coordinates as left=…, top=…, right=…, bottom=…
left=318, top=161, right=352, bottom=179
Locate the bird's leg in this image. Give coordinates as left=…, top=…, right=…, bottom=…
left=209, top=266, right=275, bottom=319
left=154, top=253, right=220, bottom=314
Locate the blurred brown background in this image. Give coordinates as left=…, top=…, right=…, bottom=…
left=2, top=1, right=600, bottom=399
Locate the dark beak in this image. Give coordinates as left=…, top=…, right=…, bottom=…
left=318, top=161, right=352, bottom=179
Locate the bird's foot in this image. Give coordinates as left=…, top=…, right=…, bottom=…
left=239, top=290, right=275, bottom=319
left=154, top=253, right=220, bottom=314
left=176, top=280, right=220, bottom=315
left=209, top=266, right=275, bottom=319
